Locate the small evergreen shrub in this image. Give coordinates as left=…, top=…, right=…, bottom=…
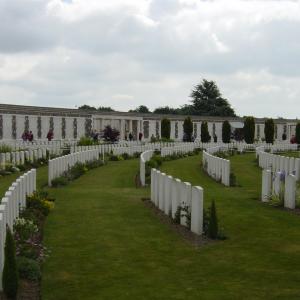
left=174, top=206, right=181, bottom=224
left=2, top=227, right=18, bottom=299
left=208, top=200, right=218, bottom=239
left=183, top=117, right=193, bottom=142
left=243, top=117, right=255, bottom=144
left=17, top=256, right=41, bottom=282
left=222, top=120, right=231, bottom=143
left=161, top=118, right=171, bottom=139
left=230, top=172, right=237, bottom=187
left=201, top=122, right=211, bottom=143
left=264, top=118, right=275, bottom=144
left=296, top=122, right=300, bottom=144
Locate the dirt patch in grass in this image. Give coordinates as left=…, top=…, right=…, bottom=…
left=142, top=198, right=214, bottom=248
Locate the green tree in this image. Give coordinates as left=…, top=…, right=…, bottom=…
left=161, top=118, right=171, bottom=139
left=183, top=117, right=193, bottom=142
left=208, top=200, right=218, bottom=239
left=190, top=79, right=236, bottom=116
left=129, top=105, right=151, bottom=113
left=264, top=118, right=275, bottom=144
left=153, top=106, right=179, bottom=115
left=222, top=120, right=231, bottom=143
left=97, top=106, right=114, bottom=112
left=78, top=104, right=97, bottom=110
left=201, top=121, right=211, bottom=143
left=2, top=227, right=18, bottom=299
left=243, top=117, right=255, bottom=144
left=296, top=122, right=300, bottom=144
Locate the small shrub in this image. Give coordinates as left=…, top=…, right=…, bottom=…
left=19, top=208, right=45, bottom=228
left=78, top=136, right=96, bottom=146
left=152, top=155, right=163, bottom=166
left=2, top=227, right=18, bottom=299
left=230, top=173, right=237, bottom=187
left=109, top=155, right=119, bottom=161
left=16, top=256, right=41, bottom=282
left=13, top=218, right=38, bottom=243
left=181, top=204, right=191, bottom=229
left=208, top=200, right=218, bottom=239
left=68, top=162, right=86, bottom=180
left=86, top=159, right=104, bottom=169
left=51, top=176, right=69, bottom=187
left=121, top=153, right=130, bottom=160
left=27, top=193, right=52, bottom=216
left=173, top=206, right=181, bottom=224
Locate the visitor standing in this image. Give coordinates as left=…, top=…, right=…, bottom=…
left=47, top=129, right=54, bottom=141
left=138, top=132, right=143, bottom=141
left=129, top=132, right=133, bottom=141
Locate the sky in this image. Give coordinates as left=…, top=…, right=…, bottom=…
left=0, top=0, right=300, bottom=118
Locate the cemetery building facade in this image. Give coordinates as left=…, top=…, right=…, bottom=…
left=0, top=103, right=297, bottom=142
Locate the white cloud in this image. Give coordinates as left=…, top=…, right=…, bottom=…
left=0, top=0, right=300, bottom=118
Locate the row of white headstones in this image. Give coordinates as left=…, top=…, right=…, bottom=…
left=150, top=169, right=204, bottom=235
left=0, top=148, right=48, bottom=169
left=48, top=149, right=99, bottom=186
left=202, top=147, right=231, bottom=187
left=259, top=149, right=300, bottom=209
left=0, top=169, right=37, bottom=290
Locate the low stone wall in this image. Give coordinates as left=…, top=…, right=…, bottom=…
left=0, top=169, right=37, bottom=290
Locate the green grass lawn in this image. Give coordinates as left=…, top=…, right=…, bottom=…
left=41, top=154, right=300, bottom=300
left=276, top=151, right=300, bottom=158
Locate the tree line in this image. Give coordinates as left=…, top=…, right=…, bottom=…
left=78, top=79, right=236, bottom=117
left=160, top=116, right=300, bottom=144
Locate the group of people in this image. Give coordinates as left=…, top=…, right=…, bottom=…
left=21, top=129, right=54, bottom=142
left=125, top=132, right=143, bottom=141
left=21, top=130, right=34, bottom=142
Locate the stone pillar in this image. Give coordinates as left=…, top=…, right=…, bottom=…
left=120, top=119, right=125, bottom=140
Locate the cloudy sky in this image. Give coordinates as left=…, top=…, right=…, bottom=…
left=0, top=0, right=300, bottom=118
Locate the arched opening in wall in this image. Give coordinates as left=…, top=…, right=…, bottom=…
left=274, top=124, right=278, bottom=140
left=143, top=121, right=149, bottom=139
left=61, top=117, right=66, bottom=139
left=0, top=115, right=3, bottom=139
left=24, top=116, right=29, bottom=133
left=73, top=118, right=78, bottom=139
left=37, top=116, right=42, bottom=139
left=256, top=124, right=260, bottom=139
left=175, top=122, right=178, bottom=139
left=155, top=121, right=160, bottom=138
left=193, top=123, right=197, bottom=139
left=12, top=115, right=17, bottom=139
left=212, top=123, right=217, bottom=142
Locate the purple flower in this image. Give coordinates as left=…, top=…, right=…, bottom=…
left=279, top=171, right=286, bottom=182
